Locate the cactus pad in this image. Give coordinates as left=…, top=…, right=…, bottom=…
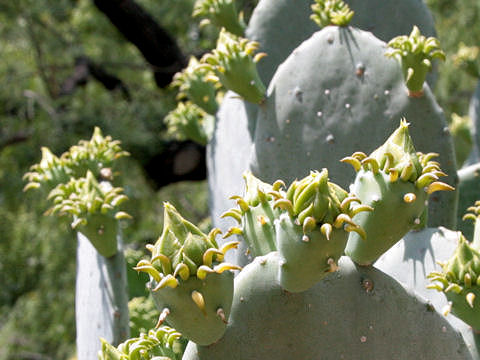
left=344, top=120, right=453, bottom=265
left=200, top=29, right=266, bottom=104
left=386, top=26, right=445, bottom=97
left=135, top=203, right=240, bottom=345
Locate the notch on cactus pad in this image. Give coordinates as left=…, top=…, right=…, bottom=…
left=134, top=202, right=240, bottom=345
left=343, top=119, right=454, bottom=265
left=310, top=0, right=354, bottom=28
left=386, top=26, right=445, bottom=97
left=199, top=28, right=267, bottom=104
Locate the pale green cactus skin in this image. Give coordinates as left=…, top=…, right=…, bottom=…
left=182, top=252, right=472, bottom=359
left=450, top=113, right=474, bottom=168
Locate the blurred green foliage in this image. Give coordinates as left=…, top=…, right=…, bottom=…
left=0, top=0, right=478, bottom=359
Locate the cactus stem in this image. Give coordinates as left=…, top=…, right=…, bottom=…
left=467, top=292, right=476, bottom=308
left=217, top=308, right=228, bottom=324
left=191, top=290, right=207, bottom=316
left=403, top=193, right=417, bottom=203
left=155, top=308, right=171, bottom=329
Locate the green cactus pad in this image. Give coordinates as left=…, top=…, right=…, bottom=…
left=449, top=113, right=473, bottom=168
left=164, top=102, right=215, bottom=146
left=193, top=0, right=246, bottom=37
left=310, top=0, right=354, bottom=28
left=200, top=29, right=266, bottom=104
left=171, top=56, right=220, bottom=115
left=386, top=26, right=445, bottom=96
left=344, top=120, right=453, bottom=265
left=221, top=171, right=283, bottom=258
left=428, top=233, right=480, bottom=331
left=183, top=252, right=472, bottom=359
left=272, top=169, right=370, bottom=291
left=45, top=170, right=130, bottom=257
left=135, top=203, right=240, bottom=345
left=98, top=325, right=184, bottom=360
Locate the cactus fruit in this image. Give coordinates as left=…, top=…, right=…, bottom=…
left=274, top=169, right=369, bottom=292
left=344, top=120, right=453, bottom=265
left=193, top=0, right=246, bottom=37
left=428, top=233, right=480, bottom=331
left=183, top=252, right=472, bottom=359
left=310, top=0, right=354, bottom=28
left=221, top=171, right=282, bottom=258
left=171, top=56, right=220, bottom=116
left=99, top=326, right=184, bottom=360
left=134, top=202, right=240, bottom=345
left=386, top=26, right=446, bottom=97
left=199, top=28, right=266, bottom=104
left=164, top=102, right=215, bottom=146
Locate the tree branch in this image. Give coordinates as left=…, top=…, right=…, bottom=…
left=92, top=0, right=187, bottom=88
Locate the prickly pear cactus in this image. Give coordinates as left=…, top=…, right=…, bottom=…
left=99, top=325, right=185, bottom=360
left=182, top=252, right=472, bottom=360
left=134, top=203, right=240, bottom=345
left=273, top=169, right=369, bottom=292
left=208, top=0, right=442, bottom=245
left=344, top=120, right=453, bottom=265
left=250, top=23, right=457, bottom=236
left=193, top=0, right=246, bottom=37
